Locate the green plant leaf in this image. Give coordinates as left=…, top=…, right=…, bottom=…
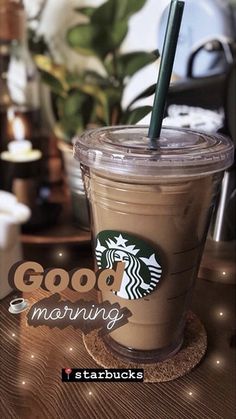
left=65, top=72, right=84, bottom=89
left=91, top=0, right=146, bottom=24
left=127, top=83, right=156, bottom=108
left=79, top=84, right=107, bottom=106
left=63, top=92, right=86, bottom=117
left=105, top=86, right=123, bottom=107
left=40, top=72, right=66, bottom=97
left=94, top=103, right=106, bottom=122
left=105, top=50, right=159, bottom=78
left=121, top=105, right=152, bottom=124
left=54, top=90, right=96, bottom=140
left=74, top=7, right=96, bottom=17
left=67, top=24, right=94, bottom=56
left=120, top=50, right=159, bottom=77
left=35, top=55, right=69, bottom=91
left=64, top=91, right=96, bottom=126
left=78, top=84, right=110, bottom=125
left=60, top=114, right=84, bottom=138
left=104, top=86, right=123, bottom=124
left=67, top=21, right=128, bottom=57
left=84, top=70, right=110, bottom=87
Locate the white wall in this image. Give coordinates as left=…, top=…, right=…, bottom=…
left=121, top=0, right=169, bottom=109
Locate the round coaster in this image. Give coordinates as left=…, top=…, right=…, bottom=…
left=83, top=312, right=207, bottom=382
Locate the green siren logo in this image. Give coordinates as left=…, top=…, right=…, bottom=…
left=96, top=231, right=162, bottom=300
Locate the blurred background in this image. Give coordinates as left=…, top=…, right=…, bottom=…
left=0, top=0, right=236, bottom=299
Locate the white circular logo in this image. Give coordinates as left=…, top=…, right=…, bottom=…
left=96, top=231, right=162, bottom=300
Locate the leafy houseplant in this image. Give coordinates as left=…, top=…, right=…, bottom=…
left=34, top=0, right=159, bottom=142
left=31, top=0, right=159, bottom=229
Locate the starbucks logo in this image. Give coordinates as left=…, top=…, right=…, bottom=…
left=96, top=231, right=162, bottom=300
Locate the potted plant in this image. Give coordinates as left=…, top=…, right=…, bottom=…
left=30, top=0, right=159, bottom=229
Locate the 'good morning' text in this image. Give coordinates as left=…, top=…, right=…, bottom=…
left=27, top=294, right=131, bottom=335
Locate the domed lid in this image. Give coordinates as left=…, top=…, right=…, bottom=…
left=74, top=126, right=234, bottom=178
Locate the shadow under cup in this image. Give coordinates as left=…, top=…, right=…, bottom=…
left=74, top=126, right=234, bottom=363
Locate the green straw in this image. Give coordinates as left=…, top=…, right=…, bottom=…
left=148, top=0, right=185, bottom=142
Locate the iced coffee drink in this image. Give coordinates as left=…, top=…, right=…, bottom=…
left=74, top=126, right=233, bottom=362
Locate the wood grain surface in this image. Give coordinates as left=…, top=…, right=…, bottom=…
left=0, top=245, right=235, bottom=419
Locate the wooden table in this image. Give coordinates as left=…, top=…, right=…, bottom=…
left=0, top=242, right=235, bottom=419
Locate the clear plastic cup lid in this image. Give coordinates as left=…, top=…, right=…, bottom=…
left=74, top=126, right=234, bottom=178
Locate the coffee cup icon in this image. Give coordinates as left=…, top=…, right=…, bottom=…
left=8, top=298, right=29, bottom=314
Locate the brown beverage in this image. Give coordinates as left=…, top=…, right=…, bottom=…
left=75, top=126, right=233, bottom=362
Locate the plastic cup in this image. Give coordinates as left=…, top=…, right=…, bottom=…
left=74, top=126, right=233, bottom=362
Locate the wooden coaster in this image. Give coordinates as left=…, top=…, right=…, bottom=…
left=83, top=312, right=207, bottom=382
